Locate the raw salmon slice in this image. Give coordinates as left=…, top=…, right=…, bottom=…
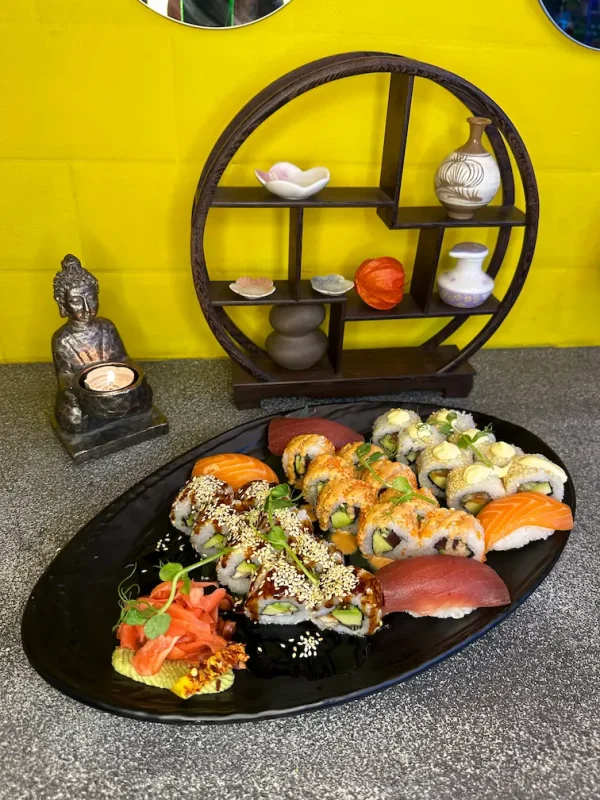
left=477, top=492, right=573, bottom=551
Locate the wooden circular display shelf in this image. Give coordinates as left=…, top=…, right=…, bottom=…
left=190, top=52, right=539, bottom=409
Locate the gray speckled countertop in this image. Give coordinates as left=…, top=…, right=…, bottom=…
left=1, top=349, right=599, bottom=800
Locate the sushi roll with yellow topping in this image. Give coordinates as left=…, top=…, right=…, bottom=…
left=372, top=408, right=421, bottom=458
left=477, top=440, right=523, bottom=469
left=419, top=508, right=486, bottom=561
left=358, top=503, right=420, bottom=559
left=316, top=477, right=377, bottom=534
left=416, top=441, right=473, bottom=498
left=503, top=454, right=567, bottom=501
left=446, top=464, right=506, bottom=516
left=396, top=422, right=445, bottom=467
left=427, top=408, right=475, bottom=434
left=282, top=434, right=336, bottom=489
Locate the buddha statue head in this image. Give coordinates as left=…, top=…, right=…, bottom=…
left=53, top=254, right=99, bottom=323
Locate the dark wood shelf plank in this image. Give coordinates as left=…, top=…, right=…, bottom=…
left=409, top=228, right=445, bottom=310
left=427, top=293, right=500, bottom=317
left=288, top=208, right=303, bottom=301
left=344, top=289, right=423, bottom=321
left=378, top=73, right=414, bottom=228
left=209, top=280, right=347, bottom=307
left=211, top=186, right=395, bottom=209
left=393, top=206, right=526, bottom=229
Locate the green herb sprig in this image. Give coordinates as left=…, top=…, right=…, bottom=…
left=436, top=411, right=458, bottom=436
left=455, top=425, right=493, bottom=466
left=356, top=443, right=436, bottom=506
left=115, top=548, right=233, bottom=640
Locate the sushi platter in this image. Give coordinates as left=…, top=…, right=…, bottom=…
left=21, top=402, right=575, bottom=723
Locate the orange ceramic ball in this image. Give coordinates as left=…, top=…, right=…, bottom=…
left=355, top=257, right=405, bottom=310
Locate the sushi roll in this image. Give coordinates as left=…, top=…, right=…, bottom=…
left=448, top=426, right=496, bottom=447
left=235, top=479, right=274, bottom=511
left=446, top=464, right=506, bottom=515
left=379, top=486, right=440, bottom=521
left=396, top=422, right=445, bottom=467
left=190, top=502, right=239, bottom=557
left=416, top=441, right=473, bottom=498
left=477, top=492, right=574, bottom=552
left=310, top=567, right=383, bottom=637
left=287, top=529, right=345, bottom=574
left=216, top=519, right=274, bottom=595
left=358, top=502, right=420, bottom=559
left=244, top=560, right=314, bottom=625
left=419, top=508, right=486, bottom=561
left=338, top=441, right=383, bottom=469
left=427, top=408, right=475, bottom=434
left=477, top=440, right=523, bottom=469
left=170, top=475, right=234, bottom=534
left=503, top=454, right=568, bottom=501
left=303, top=454, right=355, bottom=508
left=282, top=434, right=336, bottom=489
left=361, top=459, right=418, bottom=495
left=316, top=477, right=377, bottom=534
left=372, top=408, right=421, bottom=458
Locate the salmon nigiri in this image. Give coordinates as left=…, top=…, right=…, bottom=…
left=477, top=492, right=573, bottom=552
left=378, top=555, right=510, bottom=619
left=192, top=453, right=278, bottom=492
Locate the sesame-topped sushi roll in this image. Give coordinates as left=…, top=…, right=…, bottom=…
left=380, top=486, right=440, bottom=521
left=396, top=422, right=445, bottom=467
left=337, top=441, right=383, bottom=470
left=244, top=560, right=314, bottom=625
left=477, top=440, right=523, bottom=469
left=303, top=454, right=355, bottom=508
left=287, top=529, right=345, bottom=574
left=190, top=501, right=239, bottom=557
left=361, top=459, right=418, bottom=496
left=417, top=441, right=473, bottom=498
left=309, top=567, right=383, bottom=637
left=446, top=464, right=506, bottom=515
left=358, top=503, right=420, bottom=559
left=427, top=408, right=475, bottom=434
left=503, top=454, right=567, bottom=501
left=419, top=508, right=486, bottom=561
left=170, top=475, right=234, bottom=534
left=372, top=408, right=421, bottom=458
left=448, top=426, right=496, bottom=447
left=316, top=477, right=377, bottom=534
left=282, top=434, right=335, bottom=489
left=234, top=479, right=274, bottom=511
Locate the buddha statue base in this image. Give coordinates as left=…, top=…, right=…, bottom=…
left=51, top=405, right=169, bottom=465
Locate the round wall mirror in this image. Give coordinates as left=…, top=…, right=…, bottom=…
left=139, top=0, right=292, bottom=28
left=539, top=0, right=600, bottom=49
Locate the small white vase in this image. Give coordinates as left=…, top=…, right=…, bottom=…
left=435, top=117, right=500, bottom=220
left=437, top=243, right=494, bottom=308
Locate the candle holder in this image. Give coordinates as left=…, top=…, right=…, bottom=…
left=50, top=255, right=168, bottom=463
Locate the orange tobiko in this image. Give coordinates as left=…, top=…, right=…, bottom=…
left=355, top=257, right=405, bottom=310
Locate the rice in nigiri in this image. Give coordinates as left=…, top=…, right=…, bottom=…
left=477, top=492, right=574, bottom=552
left=378, top=555, right=511, bottom=619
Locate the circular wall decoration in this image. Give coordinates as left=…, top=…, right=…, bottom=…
left=539, top=0, right=600, bottom=49
left=138, top=0, right=293, bottom=28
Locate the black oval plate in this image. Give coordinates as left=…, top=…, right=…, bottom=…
left=21, top=402, right=575, bottom=724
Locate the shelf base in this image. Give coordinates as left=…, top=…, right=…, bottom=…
left=230, top=347, right=475, bottom=409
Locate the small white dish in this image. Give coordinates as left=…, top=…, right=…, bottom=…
left=311, top=274, right=354, bottom=296
left=255, top=162, right=330, bottom=200
left=229, top=277, right=275, bottom=299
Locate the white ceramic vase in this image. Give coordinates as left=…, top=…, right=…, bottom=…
left=437, top=243, right=494, bottom=308
left=434, top=117, right=500, bottom=220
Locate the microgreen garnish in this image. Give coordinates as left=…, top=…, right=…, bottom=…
left=455, top=424, right=493, bottom=466
left=355, top=443, right=436, bottom=505
left=264, top=483, right=297, bottom=528
left=260, top=524, right=319, bottom=585
left=415, top=422, right=433, bottom=443
left=437, top=411, right=458, bottom=436
left=115, top=549, right=234, bottom=639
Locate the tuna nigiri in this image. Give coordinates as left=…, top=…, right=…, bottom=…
left=192, top=453, right=278, bottom=492
left=268, top=417, right=363, bottom=456
left=477, top=492, right=574, bottom=552
left=378, top=555, right=510, bottom=619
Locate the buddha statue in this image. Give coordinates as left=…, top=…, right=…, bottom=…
left=52, top=254, right=129, bottom=433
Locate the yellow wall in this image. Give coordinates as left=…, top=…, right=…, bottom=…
left=1, top=0, right=599, bottom=364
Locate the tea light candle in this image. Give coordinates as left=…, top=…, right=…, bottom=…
left=84, top=365, right=135, bottom=392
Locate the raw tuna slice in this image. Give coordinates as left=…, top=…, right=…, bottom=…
left=268, top=417, right=363, bottom=455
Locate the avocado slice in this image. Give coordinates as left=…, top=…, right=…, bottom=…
left=235, top=561, right=257, bottom=575
left=429, top=469, right=449, bottom=489
left=185, top=513, right=196, bottom=528
left=332, top=606, right=363, bottom=628
left=406, top=451, right=418, bottom=463
left=316, top=481, right=326, bottom=496
left=463, top=500, right=486, bottom=515
left=203, top=533, right=225, bottom=550
left=519, top=481, right=552, bottom=495
left=380, top=434, right=397, bottom=457
left=373, top=530, right=394, bottom=554
left=294, top=454, right=306, bottom=476
left=263, top=602, right=298, bottom=615
left=331, top=506, right=354, bottom=529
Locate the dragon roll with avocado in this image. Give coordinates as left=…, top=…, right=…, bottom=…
left=419, top=508, right=486, bottom=560
left=338, top=441, right=384, bottom=469
left=446, top=464, right=506, bottom=516
left=302, top=454, right=355, bottom=508
left=316, top=477, right=377, bottom=534
left=282, top=434, right=336, bottom=489
left=358, top=503, right=421, bottom=559
left=372, top=408, right=421, bottom=458
left=417, top=441, right=473, bottom=498
left=361, top=459, right=418, bottom=496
